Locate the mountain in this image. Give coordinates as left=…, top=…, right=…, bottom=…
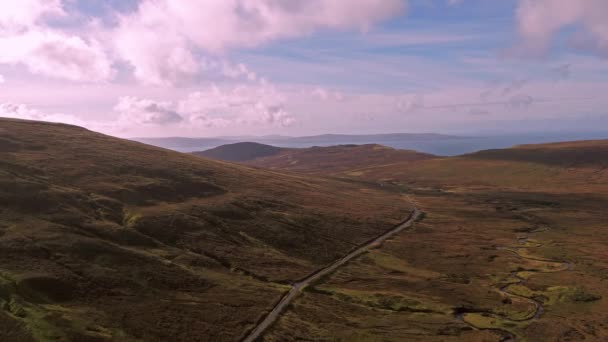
left=195, top=142, right=285, bottom=162
left=195, top=143, right=436, bottom=175
left=280, top=133, right=465, bottom=144
left=0, top=118, right=410, bottom=341
left=340, top=139, right=608, bottom=194
left=132, top=133, right=465, bottom=153
left=132, top=137, right=231, bottom=150
left=467, top=139, right=608, bottom=167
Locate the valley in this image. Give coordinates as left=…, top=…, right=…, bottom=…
left=3, top=2, right=607, bottom=341
left=201, top=139, right=608, bottom=341
left=0, top=118, right=606, bottom=341
left=0, top=119, right=410, bottom=341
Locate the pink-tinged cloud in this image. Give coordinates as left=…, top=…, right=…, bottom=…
left=0, top=0, right=63, bottom=30
left=114, top=96, right=184, bottom=125
left=111, top=84, right=296, bottom=130
left=0, top=1, right=114, bottom=81
left=0, top=102, right=85, bottom=126
left=0, top=31, right=114, bottom=81
left=516, top=0, right=608, bottom=56
left=113, top=0, right=406, bottom=85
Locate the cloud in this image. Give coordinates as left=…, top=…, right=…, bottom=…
left=220, top=62, right=257, bottom=81
left=0, top=75, right=4, bottom=84
left=179, top=84, right=296, bottom=127
left=0, top=102, right=85, bottom=125
left=395, top=94, right=424, bottom=113
left=0, top=1, right=114, bottom=81
left=551, top=64, right=571, bottom=80
left=114, top=96, right=184, bottom=125
left=112, top=0, right=405, bottom=84
left=469, top=108, right=490, bottom=116
left=0, top=0, right=405, bottom=85
left=112, top=83, right=296, bottom=130
left=0, top=0, right=63, bottom=30
left=507, top=94, right=534, bottom=109
left=311, top=87, right=345, bottom=101
left=501, top=78, right=528, bottom=95
left=447, top=0, right=464, bottom=6
left=515, top=0, right=608, bottom=57
left=0, top=30, right=114, bottom=81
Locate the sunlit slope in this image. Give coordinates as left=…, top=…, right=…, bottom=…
left=0, top=118, right=408, bottom=341
left=263, top=139, right=608, bottom=341
left=196, top=142, right=435, bottom=175
left=342, top=140, right=608, bottom=193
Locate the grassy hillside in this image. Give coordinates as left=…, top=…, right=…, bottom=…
left=0, top=118, right=410, bottom=341
left=263, top=139, right=608, bottom=340
left=196, top=143, right=435, bottom=175
left=340, top=140, right=608, bottom=194
left=467, top=139, right=608, bottom=168
left=194, top=142, right=285, bottom=162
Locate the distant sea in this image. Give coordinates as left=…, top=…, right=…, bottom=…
left=172, top=132, right=608, bottom=157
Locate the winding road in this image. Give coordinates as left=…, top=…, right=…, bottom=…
left=242, top=207, right=421, bottom=342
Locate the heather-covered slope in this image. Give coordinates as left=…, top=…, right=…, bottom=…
left=265, top=140, right=608, bottom=341
left=196, top=143, right=435, bottom=175
left=0, top=118, right=409, bottom=341
left=340, top=140, right=608, bottom=194
left=194, top=142, right=285, bottom=162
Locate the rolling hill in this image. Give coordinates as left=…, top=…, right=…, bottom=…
left=339, top=139, right=608, bottom=194
left=195, top=143, right=436, bottom=175
left=262, top=139, right=608, bottom=341
left=3, top=119, right=607, bottom=341
left=0, top=118, right=410, bottom=341
left=195, top=142, right=285, bottom=162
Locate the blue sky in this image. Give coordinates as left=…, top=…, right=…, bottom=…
left=0, top=0, right=606, bottom=137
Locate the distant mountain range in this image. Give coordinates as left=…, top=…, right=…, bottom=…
left=134, top=136, right=230, bottom=149
left=194, top=142, right=435, bottom=174
left=134, top=131, right=608, bottom=156
left=133, top=133, right=465, bottom=152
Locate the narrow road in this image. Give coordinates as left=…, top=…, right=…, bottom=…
left=242, top=207, right=421, bottom=342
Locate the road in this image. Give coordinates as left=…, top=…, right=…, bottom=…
left=242, top=207, right=421, bottom=342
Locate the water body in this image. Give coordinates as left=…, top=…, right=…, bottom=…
left=168, top=132, right=607, bottom=157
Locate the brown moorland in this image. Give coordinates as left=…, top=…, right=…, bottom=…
left=195, top=142, right=435, bottom=175
left=260, top=140, right=608, bottom=341
left=0, top=118, right=413, bottom=341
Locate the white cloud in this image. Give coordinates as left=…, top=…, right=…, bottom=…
left=112, top=0, right=405, bottom=84
left=0, top=0, right=406, bottom=85
left=516, top=0, right=608, bottom=56
left=506, top=94, right=534, bottom=109
left=0, top=1, right=114, bottom=81
left=0, top=74, right=4, bottom=84
left=395, top=94, right=424, bottom=113
left=551, top=64, right=571, bottom=80
left=0, top=0, right=63, bottom=31
left=0, top=102, right=85, bottom=126
left=0, top=30, right=114, bottom=81
left=179, top=84, right=296, bottom=127
left=311, top=87, right=344, bottom=101
left=112, top=83, right=296, bottom=130
left=114, top=96, right=184, bottom=125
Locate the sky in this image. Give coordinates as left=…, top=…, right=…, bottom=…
left=0, top=0, right=607, bottom=138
